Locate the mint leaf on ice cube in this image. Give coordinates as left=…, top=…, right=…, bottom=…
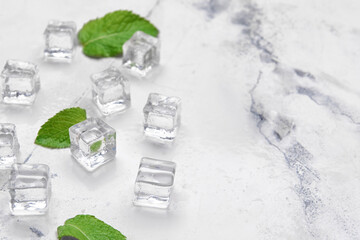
left=78, top=10, right=159, bottom=58
left=35, top=107, right=86, bottom=149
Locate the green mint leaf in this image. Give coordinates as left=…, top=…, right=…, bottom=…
left=57, top=215, right=127, bottom=240
left=78, top=10, right=159, bottom=58
left=35, top=107, right=86, bottom=149
left=90, top=140, right=102, bottom=153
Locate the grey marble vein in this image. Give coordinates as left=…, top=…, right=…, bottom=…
left=195, top=0, right=230, bottom=19
left=29, top=227, right=44, bottom=238
left=146, top=0, right=162, bottom=18
left=250, top=71, right=322, bottom=236
left=243, top=1, right=360, bottom=238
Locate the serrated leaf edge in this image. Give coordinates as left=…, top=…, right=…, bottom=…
left=78, top=10, right=159, bottom=57
left=34, top=107, right=86, bottom=149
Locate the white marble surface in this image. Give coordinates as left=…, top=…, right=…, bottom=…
left=0, top=0, right=360, bottom=239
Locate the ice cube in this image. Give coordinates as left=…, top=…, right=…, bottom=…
left=44, top=20, right=77, bottom=62
left=122, top=31, right=160, bottom=77
left=143, top=93, right=181, bottom=142
left=0, top=123, right=19, bottom=169
left=133, top=157, right=176, bottom=209
left=8, top=163, right=51, bottom=215
left=69, top=118, right=116, bottom=172
left=0, top=60, right=40, bottom=105
left=91, top=67, right=131, bottom=116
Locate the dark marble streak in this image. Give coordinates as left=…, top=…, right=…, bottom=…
left=250, top=72, right=322, bottom=235
left=241, top=1, right=360, bottom=238
left=195, top=0, right=230, bottom=19
left=29, top=227, right=44, bottom=238
left=296, top=86, right=360, bottom=125
left=237, top=2, right=323, bottom=229
left=23, top=147, right=36, bottom=164
left=234, top=2, right=360, bottom=127
left=294, top=69, right=315, bottom=80
left=146, top=0, right=162, bottom=18
left=232, top=3, right=276, bottom=62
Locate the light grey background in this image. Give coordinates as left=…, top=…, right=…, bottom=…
left=0, top=0, right=360, bottom=239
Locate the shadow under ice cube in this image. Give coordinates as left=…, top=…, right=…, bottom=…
left=122, top=31, right=160, bottom=77
left=69, top=118, right=116, bottom=172
left=44, top=20, right=77, bottom=62
left=8, top=163, right=51, bottom=215
left=143, top=93, right=181, bottom=142
left=0, top=60, right=40, bottom=105
left=0, top=123, right=19, bottom=169
left=91, top=67, right=131, bottom=116
left=133, top=157, right=176, bottom=209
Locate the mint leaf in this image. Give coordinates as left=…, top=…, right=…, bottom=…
left=90, top=140, right=102, bottom=153
left=78, top=10, right=159, bottom=58
left=57, top=215, right=127, bottom=240
left=35, top=107, right=86, bottom=149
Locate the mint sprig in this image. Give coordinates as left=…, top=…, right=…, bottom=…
left=78, top=10, right=159, bottom=58
left=35, top=107, right=86, bottom=149
left=57, top=215, right=127, bottom=240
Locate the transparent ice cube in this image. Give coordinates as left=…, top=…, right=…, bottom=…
left=69, top=118, right=116, bottom=172
left=0, top=60, right=40, bottom=105
left=143, top=93, right=181, bottom=142
left=91, top=67, right=131, bottom=116
left=8, top=163, right=51, bottom=215
left=0, top=123, right=19, bottom=169
left=122, top=31, right=160, bottom=77
left=133, top=157, right=176, bottom=209
left=44, top=20, right=77, bottom=62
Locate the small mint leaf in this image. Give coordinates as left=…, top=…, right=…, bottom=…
left=90, top=140, right=102, bottom=153
left=78, top=10, right=159, bottom=58
left=57, top=215, right=127, bottom=240
left=35, top=107, right=86, bottom=149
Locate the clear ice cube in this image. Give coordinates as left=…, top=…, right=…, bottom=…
left=91, top=67, right=131, bottom=116
left=8, top=163, right=51, bottom=215
left=44, top=20, right=77, bottom=62
left=122, top=31, right=160, bottom=77
left=69, top=118, right=116, bottom=172
left=143, top=93, right=181, bottom=142
left=0, top=123, right=19, bottom=169
left=0, top=60, right=40, bottom=105
left=133, top=157, right=176, bottom=209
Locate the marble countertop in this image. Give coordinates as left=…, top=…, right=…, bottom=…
left=0, top=0, right=360, bottom=239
